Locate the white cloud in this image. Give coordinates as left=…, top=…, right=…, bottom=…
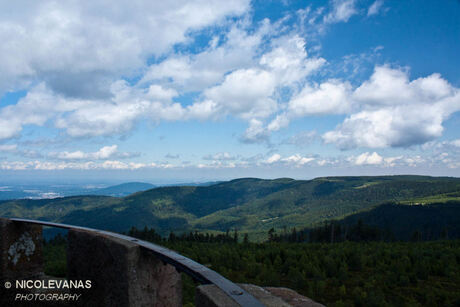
left=146, top=85, right=178, bottom=102
left=266, top=153, right=281, bottom=164
left=347, top=152, right=427, bottom=167
left=0, top=11, right=328, bottom=143
left=0, top=83, right=86, bottom=140
left=102, top=161, right=134, bottom=170
left=0, top=149, right=450, bottom=171
left=323, top=107, right=443, bottom=149
left=282, top=154, right=315, bottom=166
left=189, top=33, right=325, bottom=138
left=141, top=22, right=269, bottom=92
left=95, top=145, right=119, bottom=159
left=11, top=65, right=453, bottom=153
left=451, top=139, right=460, bottom=148
left=49, top=151, right=87, bottom=160
left=54, top=82, right=154, bottom=137
left=422, top=139, right=460, bottom=152
left=420, top=139, right=460, bottom=169
left=0, top=161, right=33, bottom=170
left=434, top=152, right=460, bottom=169
left=353, top=152, right=383, bottom=165
left=48, top=145, right=136, bottom=161
left=383, top=156, right=403, bottom=167
left=259, top=35, right=326, bottom=86
left=267, top=114, right=290, bottom=132
left=0, top=160, right=169, bottom=171
left=263, top=153, right=315, bottom=166
left=324, top=0, right=357, bottom=24
left=367, top=0, right=384, bottom=16
left=288, top=80, right=352, bottom=116
left=323, top=66, right=460, bottom=149
left=0, top=81, right=183, bottom=139
left=0, top=144, right=17, bottom=152
left=353, top=67, right=454, bottom=106
left=0, top=0, right=250, bottom=97
left=182, top=33, right=325, bottom=140
left=240, top=119, right=270, bottom=144
left=240, top=64, right=458, bottom=149
left=403, top=156, right=425, bottom=167
left=197, top=161, right=238, bottom=169
left=203, top=68, right=277, bottom=120
left=203, top=152, right=236, bottom=161
left=186, top=100, right=220, bottom=121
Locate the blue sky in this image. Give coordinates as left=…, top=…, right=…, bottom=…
left=0, top=0, right=459, bottom=183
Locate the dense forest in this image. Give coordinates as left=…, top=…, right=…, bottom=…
left=167, top=240, right=460, bottom=306
left=44, top=226, right=460, bottom=306
left=276, top=201, right=460, bottom=243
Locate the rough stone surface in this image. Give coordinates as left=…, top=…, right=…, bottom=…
left=67, top=229, right=181, bottom=307
left=241, top=284, right=291, bottom=307
left=196, top=283, right=324, bottom=307
left=196, top=284, right=238, bottom=307
left=265, top=287, right=325, bottom=307
left=0, top=218, right=43, bottom=279
left=0, top=218, right=44, bottom=305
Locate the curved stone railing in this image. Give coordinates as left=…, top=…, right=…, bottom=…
left=1, top=217, right=324, bottom=307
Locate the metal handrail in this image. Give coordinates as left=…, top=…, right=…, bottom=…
left=9, top=218, right=266, bottom=307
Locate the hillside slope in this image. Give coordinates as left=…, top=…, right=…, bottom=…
left=1, top=176, right=459, bottom=238
left=333, top=201, right=460, bottom=241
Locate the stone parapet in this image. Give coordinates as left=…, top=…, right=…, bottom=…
left=67, top=228, right=182, bottom=307
left=196, top=284, right=325, bottom=307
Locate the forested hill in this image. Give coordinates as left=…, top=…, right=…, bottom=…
left=333, top=201, right=460, bottom=241
left=271, top=201, right=460, bottom=243
left=1, top=175, right=460, bottom=239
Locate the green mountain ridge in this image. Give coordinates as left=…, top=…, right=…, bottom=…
left=1, top=175, right=459, bottom=240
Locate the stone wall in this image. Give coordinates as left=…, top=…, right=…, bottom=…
left=0, top=220, right=182, bottom=307
left=66, top=229, right=182, bottom=307
left=0, top=218, right=44, bottom=304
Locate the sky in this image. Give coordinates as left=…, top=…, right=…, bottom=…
left=0, top=0, right=459, bottom=184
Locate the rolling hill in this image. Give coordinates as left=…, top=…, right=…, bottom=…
left=1, top=175, right=459, bottom=240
